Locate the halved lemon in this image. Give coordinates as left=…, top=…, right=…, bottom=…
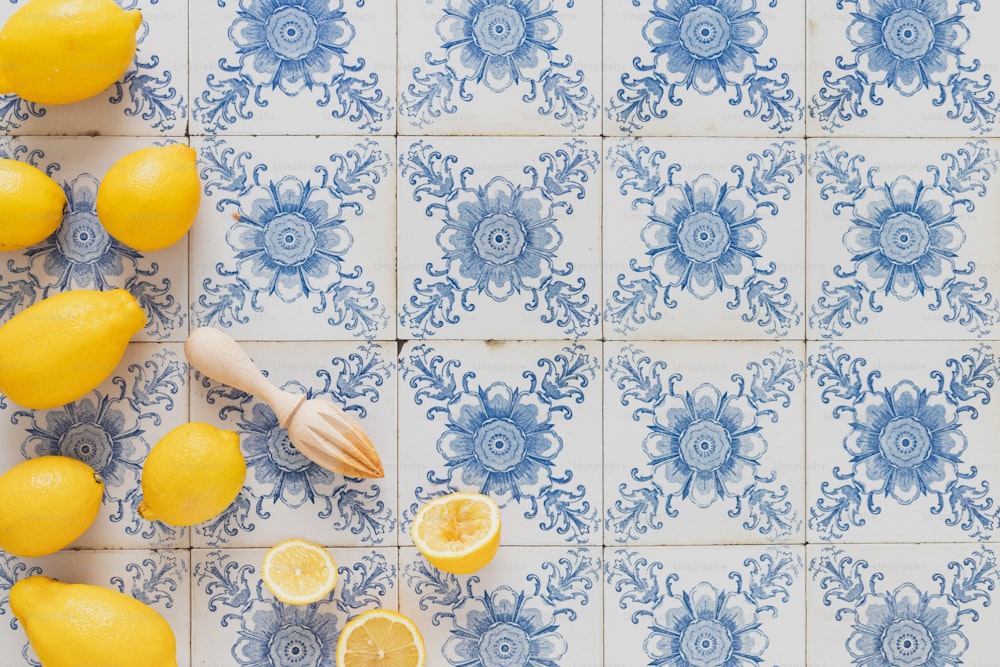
left=336, top=608, right=426, bottom=667
left=261, top=538, right=338, bottom=605
left=409, top=491, right=501, bottom=575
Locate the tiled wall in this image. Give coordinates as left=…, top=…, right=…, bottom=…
left=2, top=1, right=1000, bottom=665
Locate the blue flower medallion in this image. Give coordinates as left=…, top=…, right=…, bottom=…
left=810, top=141, right=999, bottom=337
left=401, top=0, right=598, bottom=130
left=611, top=0, right=802, bottom=132
left=809, top=344, right=1000, bottom=540
left=811, top=547, right=999, bottom=666
left=813, top=0, right=1000, bottom=133
left=195, top=138, right=390, bottom=337
left=401, top=344, right=600, bottom=543
left=607, top=139, right=803, bottom=337
left=193, top=0, right=389, bottom=132
left=399, top=140, right=599, bottom=337
left=608, top=548, right=801, bottom=667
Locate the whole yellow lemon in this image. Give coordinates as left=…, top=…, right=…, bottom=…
left=0, top=159, right=66, bottom=251
left=0, top=456, right=103, bottom=557
left=138, top=422, right=246, bottom=526
left=0, top=0, right=142, bottom=105
left=11, top=576, right=178, bottom=667
left=96, top=144, right=201, bottom=252
left=0, top=288, right=145, bottom=409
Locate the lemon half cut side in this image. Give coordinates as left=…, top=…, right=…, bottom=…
left=409, top=491, right=501, bottom=575
left=261, top=538, right=339, bottom=606
left=336, top=608, right=426, bottom=667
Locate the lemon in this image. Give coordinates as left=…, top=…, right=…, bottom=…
left=0, top=0, right=142, bottom=105
left=0, top=288, right=145, bottom=409
left=96, top=144, right=201, bottom=252
left=336, top=608, right=426, bottom=667
left=410, top=491, right=501, bottom=575
left=138, top=422, right=245, bottom=526
left=11, top=575, right=178, bottom=667
left=0, top=159, right=66, bottom=251
left=261, top=538, right=338, bottom=605
left=0, top=456, right=103, bottom=557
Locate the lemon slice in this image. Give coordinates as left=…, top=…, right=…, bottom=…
left=261, top=538, right=338, bottom=605
left=410, top=491, right=501, bottom=575
left=336, top=608, right=426, bottom=667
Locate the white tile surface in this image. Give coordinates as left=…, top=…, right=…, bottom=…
left=0, top=3, right=993, bottom=665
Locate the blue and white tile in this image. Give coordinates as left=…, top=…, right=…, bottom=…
left=398, top=340, right=603, bottom=545
left=605, top=340, right=805, bottom=545
left=0, top=136, right=190, bottom=342
left=605, top=0, right=806, bottom=137
left=191, top=135, right=396, bottom=340
left=807, top=0, right=1000, bottom=136
left=807, top=340, right=1000, bottom=543
left=0, top=549, right=191, bottom=667
left=400, top=546, right=601, bottom=667
left=808, top=543, right=1000, bottom=667
left=605, top=545, right=805, bottom=667
left=807, top=138, right=1000, bottom=340
left=398, top=136, right=602, bottom=340
left=604, top=137, right=806, bottom=340
left=0, top=0, right=187, bottom=136
left=190, top=340, right=397, bottom=549
left=398, top=0, right=601, bottom=134
left=0, top=342, right=189, bottom=550
left=191, top=547, right=395, bottom=666
left=189, top=0, right=395, bottom=135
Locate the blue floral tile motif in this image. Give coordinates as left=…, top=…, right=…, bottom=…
left=399, top=139, right=600, bottom=338
left=812, top=0, right=1000, bottom=134
left=0, top=138, right=186, bottom=340
left=607, top=547, right=802, bottom=666
left=808, top=343, right=1000, bottom=541
left=191, top=0, right=391, bottom=133
left=192, top=342, right=395, bottom=547
left=606, top=139, right=804, bottom=338
left=609, top=0, right=803, bottom=133
left=809, top=140, right=999, bottom=338
left=194, top=137, right=391, bottom=339
left=1, top=345, right=187, bottom=548
left=399, top=343, right=600, bottom=544
left=0, top=549, right=189, bottom=667
left=402, top=547, right=600, bottom=667
left=192, top=549, right=395, bottom=666
left=607, top=344, right=802, bottom=543
left=0, top=0, right=186, bottom=134
left=810, top=546, right=999, bottom=666
left=400, top=0, right=599, bottom=131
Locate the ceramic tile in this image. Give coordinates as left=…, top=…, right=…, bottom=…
left=189, top=341, right=397, bottom=549
left=604, top=0, right=806, bottom=137
left=397, top=0, right=602, bottom=135
left=0, top=549, right=191, bottom=667
left=397, top=340, right=603, bottom=546
left=191, top=547, right=396, bottom=666
left=806, top=340, right=1000, bottom=544
left=806, top=0, right=1000, bottom=137
left=806, top=138, right=1000, bottom=340
left=0, top=0, right=187, bottom=136
left=603, top=137, right=807, bottom=340
left=605, top=340, right=806, bottom=545
left=188, top=0, right=395, bottom=135
left=605, top=545, right=806, bottom=667
left=397, top=136, right=602, bottom=340
left=0, top=342, right=189, bottom=550
left=807, top=543, right=1000, bottom=667
left=191, top=135, right=396, bottom=340
left=400, top=546, right=602, bottom=666
left=0, top=136, right=190, bottom=342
